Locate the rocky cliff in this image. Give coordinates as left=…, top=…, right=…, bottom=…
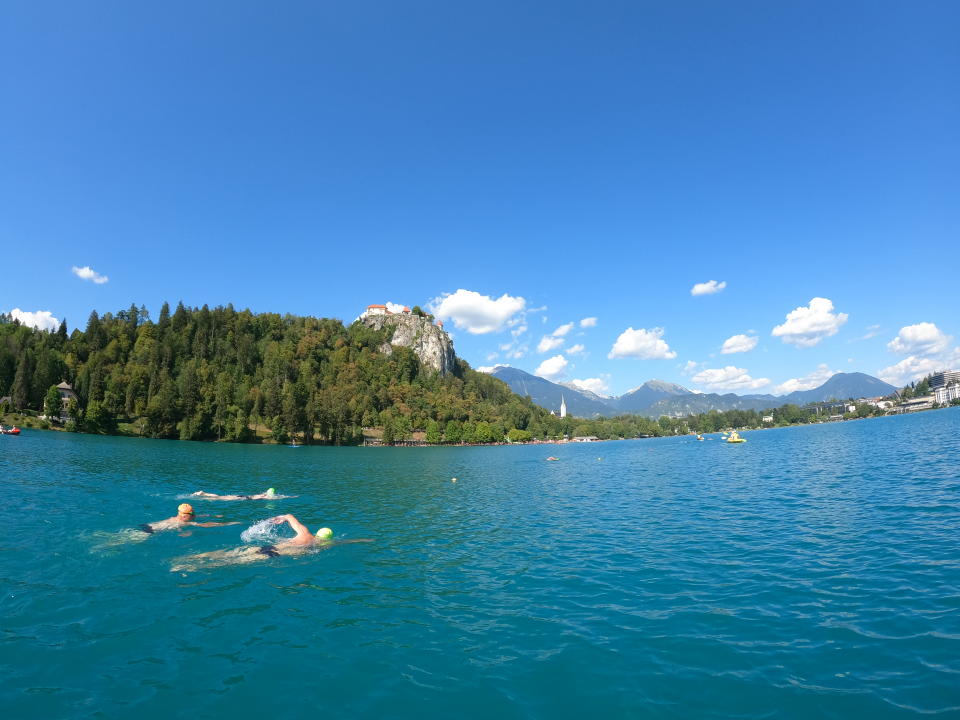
left=360, top=313, right=456, bottom=375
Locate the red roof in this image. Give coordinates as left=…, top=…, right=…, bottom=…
left=367, top=304, right=387, bottom=309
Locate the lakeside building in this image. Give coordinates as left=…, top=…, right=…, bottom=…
left=55, top=381, right=77, bottom=421
left=895, top=395, right=936, bottom=413
left=930, top=370, right=960, bottom=390
left=933, top=383, right=960, bottom=405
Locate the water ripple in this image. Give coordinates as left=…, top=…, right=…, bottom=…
left=1, top=409, right=959, bottom=717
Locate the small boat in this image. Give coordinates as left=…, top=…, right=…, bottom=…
left=0, top=425, right=21, bottom=435
left=726, top=431, right=746, bottom=443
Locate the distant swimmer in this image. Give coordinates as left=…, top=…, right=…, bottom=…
left=546, top=456, right=559, bottom=461
left=170, top=514, right=373, bottom=572
left=190, top=488, right=294, bottom=501
left=138, top=503, right=241, bottom=534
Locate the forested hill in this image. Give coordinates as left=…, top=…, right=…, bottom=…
left=0, top=303, right=563, bottom=444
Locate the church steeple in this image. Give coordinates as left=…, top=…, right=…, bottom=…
left=560, top=395, right=567, bottom=419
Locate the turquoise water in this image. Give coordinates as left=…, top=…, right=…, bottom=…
left=2, top=409, right=959, bottom=718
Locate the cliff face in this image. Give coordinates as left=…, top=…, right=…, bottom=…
left=361, top=313, right=456, bottom=375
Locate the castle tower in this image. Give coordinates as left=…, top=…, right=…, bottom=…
left=560, top=395, right=567, bottom=419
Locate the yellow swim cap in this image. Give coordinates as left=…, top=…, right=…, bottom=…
left=315, top=527, right=333, bottom=541
left=178, top=503, right=194, bottom=515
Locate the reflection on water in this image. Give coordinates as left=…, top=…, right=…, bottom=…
left=2, top=409, right=959, bottom=718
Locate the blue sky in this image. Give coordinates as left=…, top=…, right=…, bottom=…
left=3, top=1, right=958, bottom=396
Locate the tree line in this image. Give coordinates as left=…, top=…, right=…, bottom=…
left=0, top=303, right=911, bottom=444
left=0, top=303, right=581, bottom=443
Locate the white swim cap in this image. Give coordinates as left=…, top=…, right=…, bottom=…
left=315, top=527, right=333, bottom=540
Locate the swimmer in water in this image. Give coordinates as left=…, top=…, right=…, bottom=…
left=190, top=488, right=294, bottom=501
left=170, top=514, right=372, bottom=572
left=137, top=503, right=241, bottom=534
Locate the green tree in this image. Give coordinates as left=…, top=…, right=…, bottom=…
left=507, top=428, right=531, bottom=443
left=425, top=420, right=441, bottom=444
left=474, top=421, right=495, bottom=443
left=443, top=420, right=462, bottom=444
left=44, top=385, right=62, bottom=420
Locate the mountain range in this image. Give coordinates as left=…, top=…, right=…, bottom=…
left=487, top=367, right=897, bottom=418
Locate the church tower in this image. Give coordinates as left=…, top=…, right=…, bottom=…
left=560, top=395, right=567, bottom=419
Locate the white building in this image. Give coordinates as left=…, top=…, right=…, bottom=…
left=761, top=415, right=773, bottom=423
left=365, top=304, right=388, bottom=316
left=934, top=384, right=960, bottom=405
left=897, top=395, right=935, bottom=412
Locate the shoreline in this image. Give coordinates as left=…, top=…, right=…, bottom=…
left=4, top=404, right=955, bottom=448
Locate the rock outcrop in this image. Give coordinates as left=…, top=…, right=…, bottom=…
left=360, top=312, right=456, bottom=375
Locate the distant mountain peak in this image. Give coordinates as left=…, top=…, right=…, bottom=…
left=490, top=365, right=896, bottom=419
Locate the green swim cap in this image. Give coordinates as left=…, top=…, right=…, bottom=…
left=315, top=527, right=333, bottom=541
left=266, top=488, right=276, bottom=497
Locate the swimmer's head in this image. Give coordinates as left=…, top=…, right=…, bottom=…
left=177, top=503, right=195, bottom=518
left=266, top=488, right=276, bottom=497
left=315, top=527, right=333, bottom=542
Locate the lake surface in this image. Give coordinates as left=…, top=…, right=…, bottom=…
left=2, top=409, right=959, bottom=719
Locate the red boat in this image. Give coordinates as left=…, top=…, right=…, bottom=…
left=0, top=425, right=20, bottom=435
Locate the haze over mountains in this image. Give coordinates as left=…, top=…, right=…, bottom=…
left=488, top=367, right=897, bottom=418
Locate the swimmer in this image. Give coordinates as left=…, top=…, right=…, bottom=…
left=190, top=488, right=294, bottom=501
left=137, top=503, right=241, bottom=534
left=546, top=456, right=559, bottom=461
left=170, top=513, right=373, bottom=572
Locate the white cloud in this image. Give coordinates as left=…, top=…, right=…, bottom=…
left=478, top=363, right=510, bottom=374
left=771, top=297, right=848, bottom=347
left=692, top=365, right=771, bottom=392
left=851, top=324, right=881, bottom=342
left=608, top=327, right=677, bottom=360
left=566, top=344, right=585, bottom=355
left=691, top=280, right=726, bottom=296
left=428, top=289, right=526, bottom=335
left=384, top=301, right=407, bottom=314
left=681, top=360, right=701, bottom=375
left=887, top=322, right=952, bottom=356
left=568, top=377, right=609, bottom=395
left=721, top=334, right=758, bottom=354
left=580, top=317, right=598, bottom=328
left=878, top=345, right=960, bottom=387
left=875, top=322, right=959, bottom=387
left=8, top=308, right=60, bottom=331
left=511, top=325, right=528, bottom=338
left=772, top=364, right=837, bottom=395
left=552, top=322, right=574, bottom=337
left=72, top=265, right=109, bottom=284
left=537, top=335, right=564, bottom=353
left=879, top=355, right=952, bottom=387
left=535, top=354, right=568, bottom=381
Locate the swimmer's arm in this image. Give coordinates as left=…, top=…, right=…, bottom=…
left=273, top=514, right=312, bottom=540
